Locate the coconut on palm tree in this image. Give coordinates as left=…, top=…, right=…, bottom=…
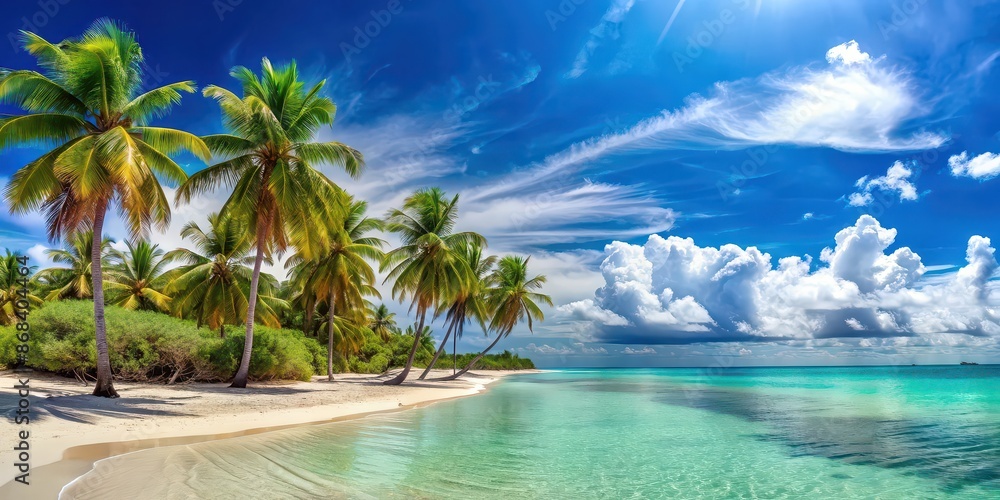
left=163, top=212, right=284, bottom=337
left=177, top=58, right=364, bottom=388
left=439, top=255, right=551, bottom=381
left=0, top=251, right=43, bottom=326
left=381, top=188, right=485, bottom=385
left=33, top=230, right=112, bottom=301
left=1, top=19, right=209, bottom=397
left=419, top=242, right=496, bottom=379
left=104, top=240, right=171, bottom=312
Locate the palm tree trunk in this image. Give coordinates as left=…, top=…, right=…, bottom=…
left=220, top=325, right=225, bottom=338
left=419, top=319, right=455, bottom=380
left=437, top=332, right=504, bottom=381
left=327, top=293, right=335, bottom=382
left=304, top=296, right=315, bottom=336
left=383, top=308, right=425, bottom=385
left=91, top=200, right=118, bottom=398
left=231, top=236, right=264, bottom=388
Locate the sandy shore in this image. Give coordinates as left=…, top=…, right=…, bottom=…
left=0, top=369, right=533, bottom=499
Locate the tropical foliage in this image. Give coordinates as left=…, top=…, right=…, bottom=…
left=1, top=19, right=209, bottom=397
left=175, top=57, right=364, bottom=388
left=0, top=20, right=546, bottom=396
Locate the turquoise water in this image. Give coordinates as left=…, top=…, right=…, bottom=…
left=65, top=366, right=1000, bottom=499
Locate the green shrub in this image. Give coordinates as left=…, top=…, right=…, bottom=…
left=1, top=301, right=326, bottom=383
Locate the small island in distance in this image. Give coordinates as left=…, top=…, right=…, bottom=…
left=960, top=361, right=980, bottom=365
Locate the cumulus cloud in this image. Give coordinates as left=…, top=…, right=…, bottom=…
left=825, top=40, right=873, bottom=66
left=561, top=216, right=999, bottom=344
left=949, top=151, right=1000, bottom=180
left=847, top=161, right=919, bottom=207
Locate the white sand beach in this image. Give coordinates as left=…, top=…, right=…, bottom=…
left=0, top=370, right=533, bottom=499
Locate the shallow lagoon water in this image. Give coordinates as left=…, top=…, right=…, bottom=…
left=63, top=366, right=1000, bottom=499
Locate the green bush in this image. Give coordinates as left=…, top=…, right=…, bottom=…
left=0, top=301, right=324, bottom=382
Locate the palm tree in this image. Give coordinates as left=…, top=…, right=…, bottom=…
left=419, top=242, right=496, bottom=379
left=177, top=58, right=364, bottom=387
left=33, top=230, right=112, bottom=301
left=439, top=256, right=551, bottom=381
left=381, top=188, right=485, bottom=385
left=104, top=240, right=171, bottom=312
left=1, top=20, right=210, bottom=397
left=163, top=212, right=284, bottom=337
left=288, top=195, right=384, bottom=381
left=368, top=304, right=398, bottom=340
left=0, top=251, right=43, bottom=326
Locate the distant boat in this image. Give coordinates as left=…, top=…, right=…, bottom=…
left=960, top=361, right=979, bottom=365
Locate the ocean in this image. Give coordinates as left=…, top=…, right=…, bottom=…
left=62, top=366, right=1000, bottom=499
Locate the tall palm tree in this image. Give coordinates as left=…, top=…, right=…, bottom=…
left=33, top=230, right=112, bottom=301
left=0, top=251, right=43, bottom=326
left=381, top=188, right=485, bottom=385
left=288, top=195, right=384, bottom=381
left=104, top=240, right=171, bottom=312
left=419, top=242, right=496, bottom=379
left=368, top=304, right=398, bottom=340
left=163, top=212, right=284, bottom=337
left=1, top=20, right=209, bottom=397
left=177, top=58, right=364, bottom=387
left=439, top=255, right=551, bottom=381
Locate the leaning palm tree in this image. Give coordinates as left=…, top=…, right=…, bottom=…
left=439, top=255, right=551, bottom=381
left=381, top=188, right=485, bottom=385
left=288, top=194, right=384, bottom=382
left=419, top=242, right=496, bottom=379
left=104, top=240, right=171, bottom=312
left=368, top=304, right=398, bottom=341
left=177, top=58, right=364, bottom=387
left=0, top=251, right=43, bottom=326
left=163, top=212, right=284, bottom=337
left=33, top=230, right=112, bottom=301
left=1, top=20, right=209, bottom=397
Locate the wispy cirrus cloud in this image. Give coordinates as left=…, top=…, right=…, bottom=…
left=566, top=0, right=636, bottom=78
left=479, top=41, right=947, bottom=208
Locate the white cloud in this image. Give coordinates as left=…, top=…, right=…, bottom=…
left=825, top=40, right=873, bottom=66
left=847, top=161, right=919, bottom=207
left=622, top=346, right=657, bottom=355
left=517, top=342, right=608, bottom=355
left=949, top=151, right=1000, bottom=180
left=479, top=41, right=946, bottom=207
left=738, top=347, right=752, bottom=356
left=561, top=215, right=1000, bottom=344
left=802, top=213, right=815, bottom=220
left=566, top=0, right=635, bottom=78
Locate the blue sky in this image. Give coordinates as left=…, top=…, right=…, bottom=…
left=2, top=0, right=1000, bottom=367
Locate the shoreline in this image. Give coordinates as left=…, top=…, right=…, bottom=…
left=1, top=369, right=535, bottom=499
